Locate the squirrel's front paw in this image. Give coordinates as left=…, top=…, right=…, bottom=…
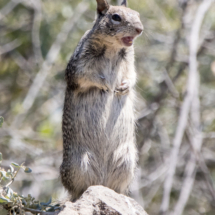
left=99, top=75, right=111, bottom=92
left=115, top=80, right=129, bottom=95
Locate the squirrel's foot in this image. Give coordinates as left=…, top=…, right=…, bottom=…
left=115, top=80, right=129, bottom=95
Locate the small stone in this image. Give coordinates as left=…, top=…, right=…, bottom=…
left=59, top=186, right=148, bottom=215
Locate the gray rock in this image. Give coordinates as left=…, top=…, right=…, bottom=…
left=59, top=186, right=148, bottom=215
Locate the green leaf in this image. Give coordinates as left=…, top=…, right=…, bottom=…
left=11, top=162, right=20, bottom=168
left=0, top=171, right=10, bottom=180
left=6, top=187, right=14, bottom=199
left=40, top=197, right=52, bottom=206
left=9, top=165, right=14, bottom=173
left=21, top=198, right=27, bottom=205
left=27, top=194, right=32, bottom=200
left=0, top=116, right=4, bottom=128
left=46, top=205, right=61, bottom=212
left=6, top=171, right=13, bottom=178
left=0, top=196, right=12, bottom=203
left=24, top=167, right=32, bottom=173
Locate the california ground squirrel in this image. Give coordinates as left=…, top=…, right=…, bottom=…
left=60, top=0, right=143, bottom=201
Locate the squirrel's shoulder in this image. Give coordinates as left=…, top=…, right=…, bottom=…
left=72, top=30, right=92, bottom=59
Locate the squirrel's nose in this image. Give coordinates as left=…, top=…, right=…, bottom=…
left=136, top=27, right=143, bottom=35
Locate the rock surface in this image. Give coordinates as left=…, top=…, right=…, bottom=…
left=59, top=185, right=148, bottom=215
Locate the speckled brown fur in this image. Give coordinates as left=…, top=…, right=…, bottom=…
left=60, top=0, right=143, bottom=201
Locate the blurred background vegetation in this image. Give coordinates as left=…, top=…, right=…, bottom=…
left=0, top=0, right=215, bottom=214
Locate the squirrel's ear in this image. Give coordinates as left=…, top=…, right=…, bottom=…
left=96, top=0, right=109, bottom=15
left=121, top=0, right=127, bottom=7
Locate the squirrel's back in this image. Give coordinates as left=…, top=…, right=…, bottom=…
left=60, top=0, right=143, bottom=201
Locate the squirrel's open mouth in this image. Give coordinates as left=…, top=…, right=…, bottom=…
left=121, top=37, right=134, bottom=46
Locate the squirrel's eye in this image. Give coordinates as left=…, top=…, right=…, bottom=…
left=112, top=14, right=121, bottom=22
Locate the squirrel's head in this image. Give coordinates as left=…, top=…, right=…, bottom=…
left=94, top=0, right=143, bottom=48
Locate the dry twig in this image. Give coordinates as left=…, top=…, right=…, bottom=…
left=11, top=1, right=89, bottom=128
left=160, top=1, right=214, bottom=214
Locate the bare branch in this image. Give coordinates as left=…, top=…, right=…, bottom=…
left=12, top=52, right=33, bottom=73
left=0, top=0, right=23, bottom=21
left=188, top=128, right=215, bottom=199
left=203, top=132, right=215, bottom=139
left=162, top=69, right=179, bottom=99
left=160, top=75, right=192, bottom=214
left=30, top=0, right=43, bottom=65
left=11, top=1, right=89, bottom=128
left=170, top=1, right=214, bottom=215
left=0, top=39, right=22, bottom=55
left=160, top=0, right=214, bottom=213
left=23, top=207, right=59, bottom=215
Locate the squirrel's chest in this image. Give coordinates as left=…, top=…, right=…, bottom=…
left=69, top=89, right=133, bottom=136
left=102, top=54, right=127, bottom=86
